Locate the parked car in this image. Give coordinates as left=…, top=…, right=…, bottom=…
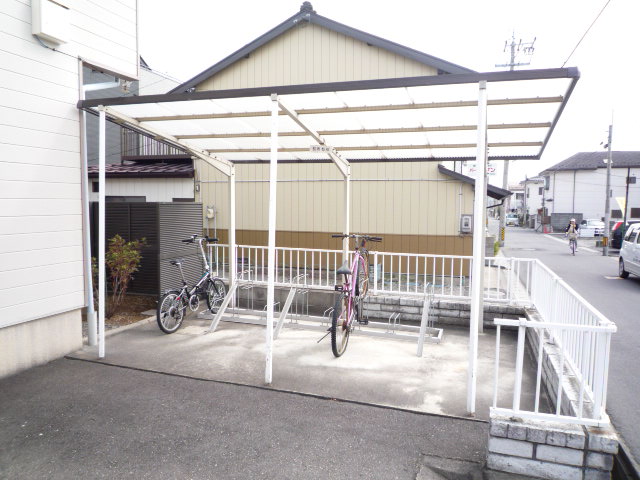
left=580, top=218, right=605, bottom=236
left=612, top=221, right=640, bottom=249
left=506, top=213, right=519, bottom=226
left=619, top=223, right=640, bottom=278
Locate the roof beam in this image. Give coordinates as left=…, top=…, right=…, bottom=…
left=135, top=97, right=563, bottom=122
left=176, top=122, right=552, bottom=140
left=98, top=106, right=234, bottom=177
left=276, top=99, right=349, bottom=177
left=205, top=141, right=543, bottom=153
left=78, top=67, right=579, bottom=109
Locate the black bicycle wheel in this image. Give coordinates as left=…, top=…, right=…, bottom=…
left=157, top=290, right=186, bottom=334
left=206, top=278, right=226, bottom=312
left=571, top=239, right=576, bottom=255
left=331, top=294, right=351, bottom=357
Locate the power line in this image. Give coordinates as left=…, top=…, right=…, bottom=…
left=562, top=0, right=612, bottom=67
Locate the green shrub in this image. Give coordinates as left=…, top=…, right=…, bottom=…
left=92, top=235, right=146, bottom=318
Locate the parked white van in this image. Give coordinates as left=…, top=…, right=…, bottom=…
left=619, top=223, right=640, bottom=279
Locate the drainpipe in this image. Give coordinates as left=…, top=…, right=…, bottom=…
left=78, top=61, right=97, bottom=346
left=572, top=170, right=576, bottom=214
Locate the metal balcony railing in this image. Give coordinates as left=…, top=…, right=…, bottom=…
left=121, top=129, right=188, bottom=161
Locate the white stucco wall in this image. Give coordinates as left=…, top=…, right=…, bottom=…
left=89, top=177, right=194, bottom=203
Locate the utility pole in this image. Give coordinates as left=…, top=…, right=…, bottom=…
left=496, top=33, right=536, bottom=245
left=541, top=180, right=546, bottom=231
left=622, top=167, right=631, bottom=236
left=603, top=125, right=613, bottom=256
left=523, top=176, right=528, bottom=227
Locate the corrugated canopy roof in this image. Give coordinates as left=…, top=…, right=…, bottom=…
left=78, top=68, right=579, bottom=167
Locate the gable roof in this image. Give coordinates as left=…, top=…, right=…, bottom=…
left=170, top=2, right=474, bottom=93
left=541, top=151, right=640, bottom=173
left=438, top=165, right=512, bottom=200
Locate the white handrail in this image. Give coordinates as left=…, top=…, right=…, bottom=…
left=206, top=242, right=615, bottom=426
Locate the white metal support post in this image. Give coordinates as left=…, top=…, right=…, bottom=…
left=467, top=81, right=488, bottom=415
left=228, top=167, right=237, bottom=301
left=78, top=64, right=97, bottom=347
left=343, top=166, right=351, bottom=261
left=265, top=94, right=279, bottom=385
left=98, top=107, right=106, bottom=358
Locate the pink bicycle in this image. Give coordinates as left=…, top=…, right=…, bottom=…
left=330, top=234, right=382, bottom=357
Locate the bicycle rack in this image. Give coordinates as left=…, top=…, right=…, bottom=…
left=321, top=307, right=334, bottom=327
left=291, top=274, right=309, bottom=324
left=386, top=312, right=401, bottom=334
left=234, top=282, right=255, bottom=320
left=417, top=283, right=443, bottom=356
left=263, top=301, right=281, bottom=315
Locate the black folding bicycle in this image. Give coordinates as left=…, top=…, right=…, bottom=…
left=156, top=234, right=226, bottom=334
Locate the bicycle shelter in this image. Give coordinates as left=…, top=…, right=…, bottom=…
left=79, top=67, right=579, bottom=415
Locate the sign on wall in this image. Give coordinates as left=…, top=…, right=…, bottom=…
left=465, top=162, right=497, bottom=176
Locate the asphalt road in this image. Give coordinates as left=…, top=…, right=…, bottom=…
left=0, top=358, right=490, bottom=480
left=503, top=226, right=640, bottom=468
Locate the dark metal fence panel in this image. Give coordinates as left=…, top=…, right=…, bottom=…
left=90, top=202, right=203, bottom=296
left=159, top=203, right=203, bottom=294
left=127, top=203, right=159, bottom=295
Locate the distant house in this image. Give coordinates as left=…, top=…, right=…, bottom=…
left=506, top=183, right=525, bottom=216
left=168, top=2, right=501, bottom=257
left=540, top=151, right=640, bottom=230
left=85, top=60, right=194, bottom=203
left=520, top=177, right=545, bottom=228
left=87, top=161, right=194, bottom=203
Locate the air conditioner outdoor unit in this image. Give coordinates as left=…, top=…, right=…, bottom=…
left=32, top=0, right=70, bottom=45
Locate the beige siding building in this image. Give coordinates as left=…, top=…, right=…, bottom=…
left=173, top=2, right=491, bottom=256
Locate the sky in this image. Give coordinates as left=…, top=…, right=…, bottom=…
left=138, top=0, right=640, bottom=187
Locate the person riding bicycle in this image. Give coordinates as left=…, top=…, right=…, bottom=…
left=565, top=218, right=580, bottom=250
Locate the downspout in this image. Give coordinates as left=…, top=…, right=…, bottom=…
left=78, top=60, right=97, bottom=346
left=552, top=172, right=556, bottom=214
left=572, top=170, right=576, bottom=214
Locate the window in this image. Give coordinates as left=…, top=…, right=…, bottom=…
left=611, top=210, right=622, bottom=219
left=631, top=208, right=640, bottom=218
left=538, top=187, right=543, bottom=195
left=172, top=197, right=195, bottom=202
left=544, top=176, right=550, bottom=190
left=625, top=228, right=637, bottom=241
left=628, top=231, right=638, bottom=244
left=92, top=181, right=99, bottom=192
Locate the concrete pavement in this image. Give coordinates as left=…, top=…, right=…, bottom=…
left=67, top=318, right=540, bottom=421
left=503, top=225, right=640, bottom=472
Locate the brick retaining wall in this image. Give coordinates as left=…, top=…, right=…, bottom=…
left=363, top=295, right=524, bottom=329
left=487, top=308, right=618, bottom=479
left=488, top=415, right=617, bottom=480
